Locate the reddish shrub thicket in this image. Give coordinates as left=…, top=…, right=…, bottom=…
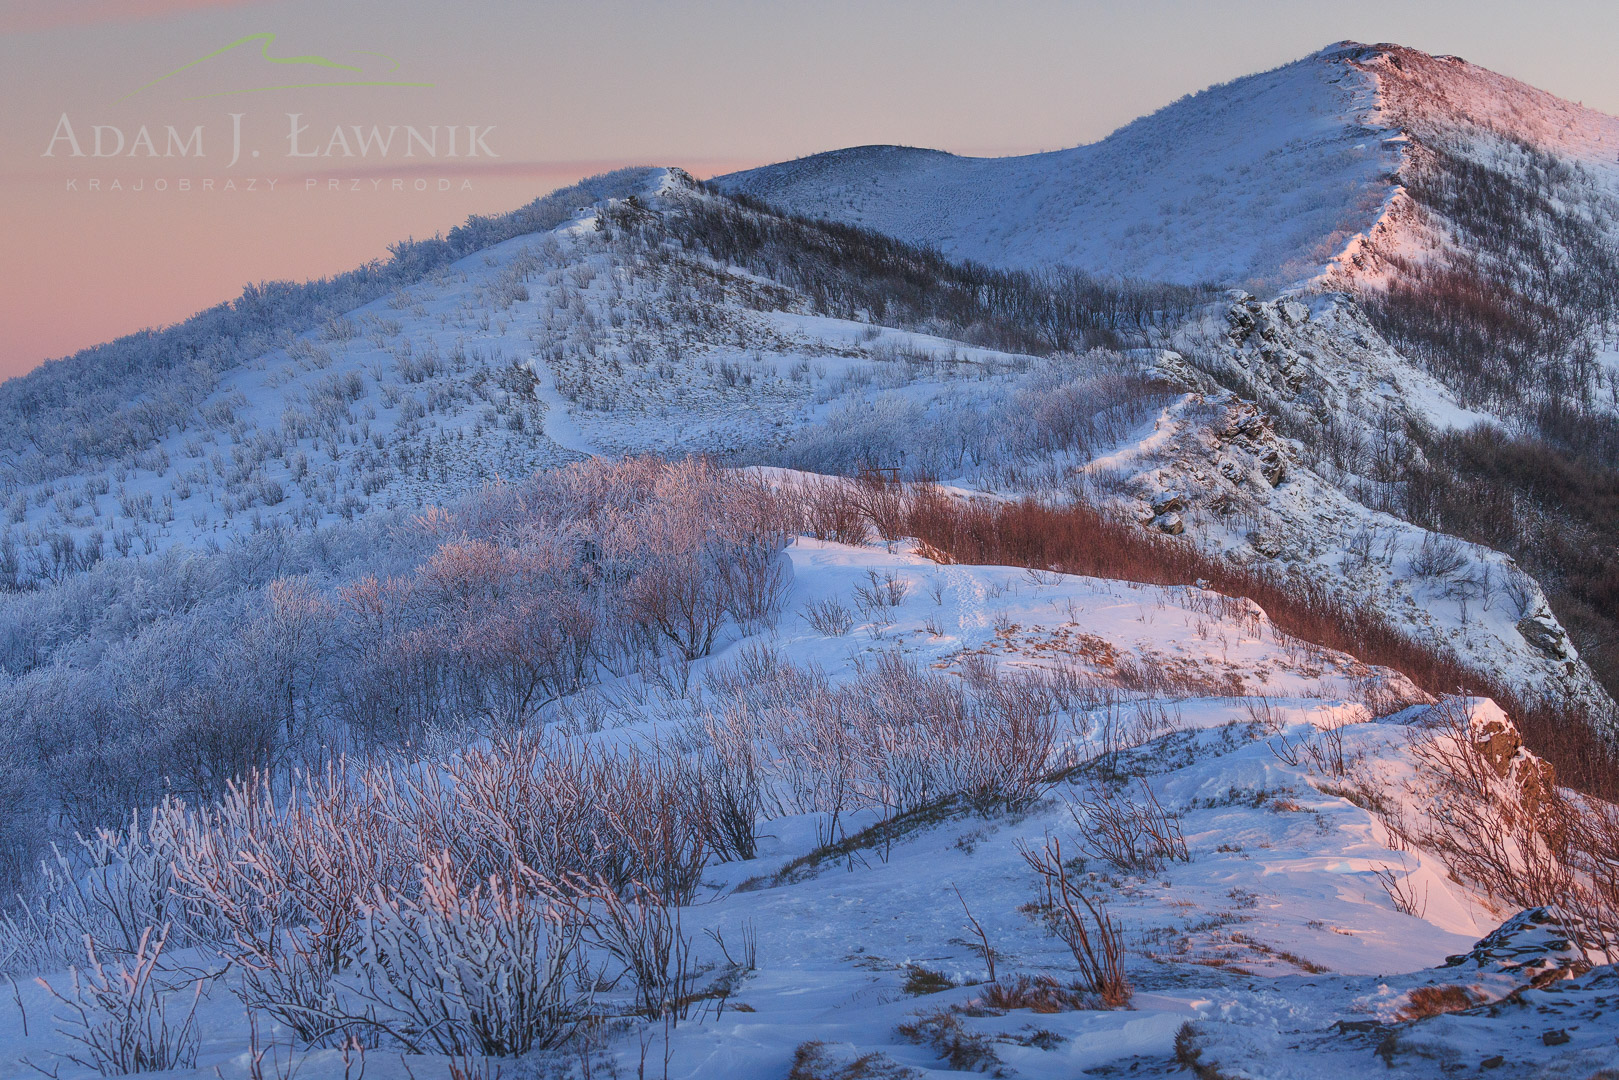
left=1397, top=699, right=1619, bottom=962
left=900, top=488, right=1619, bottom=800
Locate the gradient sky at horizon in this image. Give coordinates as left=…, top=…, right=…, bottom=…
left=3, top=0, right=1618, bottom=379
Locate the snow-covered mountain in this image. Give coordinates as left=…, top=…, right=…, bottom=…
left=719, top=42, right=1619, bottom=299
left=0, top=167, right=1603, bottom=721
left=2, top=41, right=1618, bottom=1079
left=718, top=43, right=1404, bottom=288
left=727, top=40, right=1619, bottom=719
left=1324, top=42, right=1619, bottom=289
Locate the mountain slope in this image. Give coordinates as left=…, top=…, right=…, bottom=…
left=1, top=50, right=1617, bottom=1078
left=727, top=41, right=1619, bottom=721
left=3, top=527, right=1613, bottom=1076
left=0, top=169, right=1166, bottom=585
left=719, top=43, right=1401, bottom=287
left=1332, top=44, right=1619, bottom=410
left=1334, top=38, right=1619, bottom=291
left=0, top=166, right=1609, bottom=738
left=720, top=42, right=1619, bottom=311
left=0, top=170, right=661, bottom=494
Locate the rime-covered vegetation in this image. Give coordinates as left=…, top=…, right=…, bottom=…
left=0, top=176, right=1211, bottom=594
left=3, top=40, right=1619, bottom=1075
left=1, top=472, right=1616, bottom=1078
left=0, top=169, right=655, bottom=489
left=0, top=457, right=788, bottom=893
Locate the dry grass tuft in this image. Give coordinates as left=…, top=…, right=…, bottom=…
left=976, top=974, right=1086, bottom=1013
left=1397, top=984, right=1480, bottom=1020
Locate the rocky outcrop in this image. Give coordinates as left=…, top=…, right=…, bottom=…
left=1177, top=910, right=1616, bottom=1078
left=1516, top=613, right=1573, bottom=662
left=1129, top=293, right=1618, bottom=727
left=1440, top=906, right=1590, bottom=987
left=1467, top=700, right=1560, bottom=824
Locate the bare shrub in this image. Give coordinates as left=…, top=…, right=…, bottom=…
left=852, top=568, right=909, bottom=612
left=1, top=819, right=187, bottom=977
left=1018, top=835, right=1130, bottom=1006
left=852, top=468, right=908, bottom=545
left=711, top=656, right=857, bottom=835
left=628, top=547, right=730, bottom=661
left=1403, top=698, right=1619, bottom=961
left=1563, top=795, right=1619, bottom=960
left=1070, top=779, right=1189, bottom=874
left=789, top=1041, right=920, bottom=1080
left=1268, top=731, right=1302, bottom=768
left=1301, top=721, right=1349, bottom=778
left=1372, top=859, right=1429, bottom=919
left=1126, top=698, right=1183, bottom=745
left=954, top=886, right=996, bottom=983
left=328, top=573, right=453, bottom=745
left=717, top=539, right=790, bottom=631
left=415, top=538, right=599, bottom=727
left=848, top=653, right=1059, bottom=814
left=351, top=855, right=586, bottom=1056
left=553, top=878, right=694, bottom=1022
left=896, top=1008, right=1000, bottom=1072
left=798, top=476, right=871, bottom=546
left=298, top=456, right=793, bottom=747
left=1270, top=713, right=1361, bottom=778
left=1243, top=696, right=1284, bottom=735
left=976, top=974, right=1084, bottom=1013
left=38, top=925, right=202, bottom=1075
left=799, top=596, right=854, bottom=636
left=1410, top=532, right=1469, bottom=580
left=693, top=648, right=1061, bottom=833
left=694, top=705, right=765, bottom=862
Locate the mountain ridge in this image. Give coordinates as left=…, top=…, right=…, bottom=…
left=718, top=40, right=1619, bottom=300
left=1, top=41, right=1618, bottom=1077
left=0, top=44, right=1615, bottom=728
left=718, top=41, right=1399, bottom=287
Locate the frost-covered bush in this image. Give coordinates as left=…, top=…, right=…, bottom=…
left=351, top=855, right=587, bottom=1056
left=763, top=354, right=1171, bottom=486
left=38, top=925, right=202, bottom=1075
left=1, top=642, right=1078, bottom=1026
left=1, top=724, right=720, bottom=1038
left=690, top=645, right=1067, bottom=826
left=0, top=457, right=790, bottom=892
left=0, top=169, right=657, bottom=490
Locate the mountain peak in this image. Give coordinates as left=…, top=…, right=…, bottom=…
left=718, top=50, right=1395, bottom=288
left=719, top=42, right=1619, bottom=293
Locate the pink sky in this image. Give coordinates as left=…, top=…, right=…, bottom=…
left=4, top=0, right=1618, bottom=379
left=0, top=1, right=258, bottom=33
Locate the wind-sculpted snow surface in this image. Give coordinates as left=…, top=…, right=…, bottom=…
left=720, top=45, right=1398, bottom=288
left=1, top=538, right=1612, bottom=1077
